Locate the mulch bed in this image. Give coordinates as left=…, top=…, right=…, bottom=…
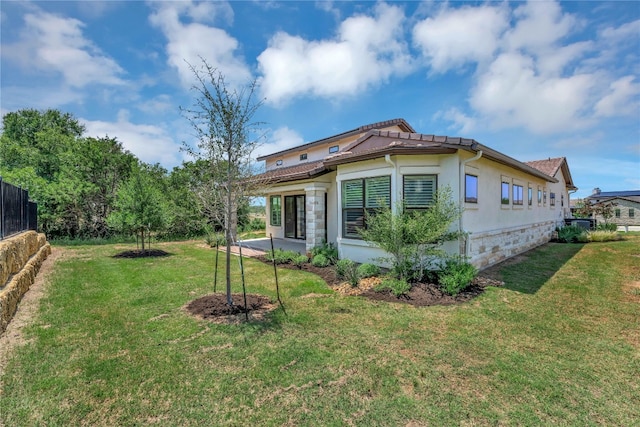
left=255, top=255, right=503, bottom=307
left=113, top=249, right=171, bottom=258
left=185, top=293, right=275, bottom=323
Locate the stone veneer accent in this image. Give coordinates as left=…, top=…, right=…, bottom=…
left=0, top=231, right=51, bottom=335
left=305, top=188, right=327, bottom=254
left=469, top=220, right=556, bottom=270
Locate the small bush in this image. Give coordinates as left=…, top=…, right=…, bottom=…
left=357, top=263, right=380, bottom=279
left=266, top=248, right=299, bottom=264
left=596, top=223, right=617, bottom=232
left=311, top=254, right=330, bottom=267
left=310, top=241, right=338, bottom=264
left=292, top=254, right=309, bottom=268
left=587, top=230, right=621, bottom=242
left=374, top=277, right=411, bottom=297
left=204, top=233, right=225, bottom=248
left=336, top=259, right=359, bottom=286
left=557, top=225, right=588, bottom=243
left=438, top=257, right=477, bottom=296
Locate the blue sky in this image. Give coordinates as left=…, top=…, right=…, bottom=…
left=1, top=1, right=638, bottom=199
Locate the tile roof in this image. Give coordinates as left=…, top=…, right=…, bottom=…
left=257, top=118, right=414, bottom=161
left=525, top=157, right=576, bottom=190
left=258, top=160, right=327, bottom=184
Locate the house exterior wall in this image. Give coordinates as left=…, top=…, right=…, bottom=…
left=263, top=125, right=406, bottom=170
left=593, top=198, right=640, bottom=229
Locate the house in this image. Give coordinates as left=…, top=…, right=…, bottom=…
left=587, top=189, right=640, bottom=231
left=257, top=119, right=576, bottom=269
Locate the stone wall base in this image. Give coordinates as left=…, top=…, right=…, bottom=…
left=469, top=221, right=556, bottom=270
left=0, top=231, right=50, bottom=335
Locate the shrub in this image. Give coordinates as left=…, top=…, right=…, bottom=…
left=357, top=263, right=380, bottom=279
left=311, top=254, right=330, bottom=267
left=438, top=257, right=477, bottom=296
left=336, top=259, right=359, bottom=286
left=587, top=230, right=621, bottom=242
left=266, top=248, right=299, bottom=264
left=204, top=233, right=225, bottom=248
left=557, top=225, right=588, bottom=243
left=596, top=223, right=617, bottom=232
left=374, top=277, right=411, bottom=297
left=310, top=241, right=338, bottom=264
left=292, top=254, right=309, bottom=268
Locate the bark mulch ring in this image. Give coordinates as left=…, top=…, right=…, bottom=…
left=112, top=249, right=171, bottom=258
left=254, top=256, right=504, bottom=307
left=185, top=293, right=276, bottom=324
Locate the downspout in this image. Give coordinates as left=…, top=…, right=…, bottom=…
left=385, top=154, right=398, bottom=213
left=459, top=149, right=483, bottom=258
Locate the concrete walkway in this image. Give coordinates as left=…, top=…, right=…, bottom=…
left=237, top=237, right=306, bottom=255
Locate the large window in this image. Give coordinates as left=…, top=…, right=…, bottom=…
left=270, top=196, right=281, bottom=226
left=342, top=176, right=391, bottom=239
left=465, top=174, right=478, bottom=203
left=550, top=192, right=556, bottom=206
left=501, top=182, right=510, bottom=205
left=528, top=187, right=533, bottom=206
left=404, top=175, right=437, bottom=209
left=538, top=188, right=542, bottom=205
left=513, top=184, right=523, bottom=205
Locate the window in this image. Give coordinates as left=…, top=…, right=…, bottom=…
left=538, top=188, right=542, bottom=205
left=543, top=190, right=547, bottom=205
left=329, top=145, right=339, bottom=153
left=513, top=184, right=523, bottom=205
left=405, top=175, right=437, bottom=209
left=630, top=208, right=635, bottom=218
left=275, top=159, right=283, bottom=166
left=550, top=192, right=556, bottom=206
left=270, top=196, right=281, bottom=226
left=501, top=182, right=510, bottom=205
left=561, top=193, right=564, bottom=207
left=528, top=187, right=533, bottom=206
left=615, top=208, right=621, bottom=218
left=299, top=153, right=307, bottom=161
left=342, top=176, right=391, bottom=239
left=465, top=174, right=478, bottom=203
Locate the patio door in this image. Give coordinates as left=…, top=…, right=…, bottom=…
left=284, top=195, right=305, bottom=239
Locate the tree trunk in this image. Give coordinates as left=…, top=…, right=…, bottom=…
left=140, top=228, right=146, bottom=253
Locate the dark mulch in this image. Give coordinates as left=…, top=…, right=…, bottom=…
left=113, top=249, right=171, bottom=258
left=361, top=278, right=500, bottom=307
left=186, top=293, right=273, bottom=319
left=256, top=255, right=341, bottom=286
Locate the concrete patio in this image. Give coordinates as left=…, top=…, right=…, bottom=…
left=237, top=237, right=306, bottom=255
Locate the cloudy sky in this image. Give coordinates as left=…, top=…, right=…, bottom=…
left=1, top=1, right=638, bottom=198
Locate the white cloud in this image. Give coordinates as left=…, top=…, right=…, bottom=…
left=148, top=1, right=251, bottom=88
left=82, top=110, right=182, bottom=167
left=254, top=126, right=305, bottom=160
left=412, top=4, right=509, bottom=73
left=594, top=76, right=640, bottom=117
left=435, top=108, right=477, bottom=134
left=3, top=10, right=124, bottom=88
left=257, top=2, right=413, bottom=105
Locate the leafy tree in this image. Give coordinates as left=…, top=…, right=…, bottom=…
left=181, top=59, right=265, bottom=305
left=358, top=187, right=463, bottom=280
left=108, top=166, right=168, bottom=252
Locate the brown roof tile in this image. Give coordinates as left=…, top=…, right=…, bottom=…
left=258, top=160, right=327, bottom=184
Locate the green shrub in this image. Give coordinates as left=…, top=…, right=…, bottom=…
left=204, top=233, right=225, bottom=248
left=311, top=254, right=330, bottom=267
left=587, top=230, right=621, bottom=242
left=438, top=257, right=477, bottom=296
left=292, top=254, right=309, bottom=268
left=374, top=277, right=411, bottom=297
left=310, top=241, right=338, bottom=264
left=266, top=248, right=299, bottom=264
left=557, top=225, right=588, bottom=243
left=336, top=259, right=359, bottom=286
left=596, top=223, right=617, bottom=232
left=357, top=263, right=380, bottom=278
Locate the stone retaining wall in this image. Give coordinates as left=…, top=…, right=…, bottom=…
left=0, top=231, right=51, bottom=335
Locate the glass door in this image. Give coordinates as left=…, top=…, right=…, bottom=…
left=284, top=195, right=305, bottom=239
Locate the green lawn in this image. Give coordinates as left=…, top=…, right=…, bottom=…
left=1, top=236, right=639, bottom=426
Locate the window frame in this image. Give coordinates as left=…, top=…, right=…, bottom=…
left=269, top=195, right=282, bottom=226
left=275, top=159, right=283, bottom=166
left=615, top=208, right=621, bottom=218
left=299, top=153, right=307, bottom=161
left=404, top=174, right=438, bottom=210
left=501, top=181, right=510, bottom=205
left=630, top=208, right=635, bottom=218
left=528, top=186, right=533, bottom=206
left=513, top=184, right=524, bottom=206
left=341, top=175, right=391, bottom=239
left=550, top=192, right=556, bottom=207
left=329, top=145, right=339, bottom=154
left=465, top=174, right=478, bottom=204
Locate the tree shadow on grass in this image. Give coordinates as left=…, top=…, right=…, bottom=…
left=112, top=249, right=172, bottom=258
left=481, top=242, right=585, bottom=294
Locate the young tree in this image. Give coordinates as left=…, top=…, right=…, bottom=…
left=181, top=59, right=265, bottom=306
left=108, top=166, right=168, bottom=253
left=358, top=187, right=463, bottom=280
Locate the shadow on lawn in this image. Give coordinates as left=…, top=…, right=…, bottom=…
left=484, top=242, right=585, bottom=294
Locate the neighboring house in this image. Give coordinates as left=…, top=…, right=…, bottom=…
left=587, top=189, right=640, bottom=230
left=257, top=118, right=577, bottom=269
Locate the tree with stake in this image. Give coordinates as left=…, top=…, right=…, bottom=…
left=181, top=58, right=265, bottom=306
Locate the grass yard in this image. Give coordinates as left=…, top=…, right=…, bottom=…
left=1, top=236, right=639, bottom=426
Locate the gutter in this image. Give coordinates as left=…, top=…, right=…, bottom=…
left=459, top=150, right=483, bottom=258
